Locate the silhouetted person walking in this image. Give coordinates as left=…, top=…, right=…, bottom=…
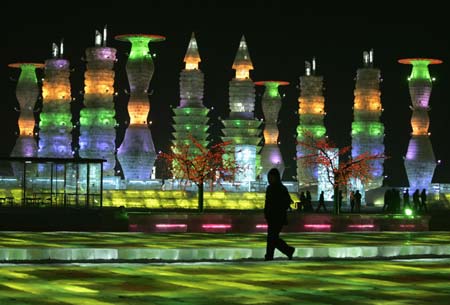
left=304, top=190, right=313, bottom=212
left=403, top=189, right=411, bottom=209
left=264, top=168, right=295, bottom=261
left=354, top=190, right=362, bottom=213
left=420, top=189, right=428, bottom=212
left=413, top=189, right=420, bottom=212
left=349, top=191, right=355, bottom=213
left=316, top=191, right=327, bottom=212
left=298, top=191, right=306, bottom=211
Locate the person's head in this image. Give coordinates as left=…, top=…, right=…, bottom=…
left=267, top=168, right=281, bottom=185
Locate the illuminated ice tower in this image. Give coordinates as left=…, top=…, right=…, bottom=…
left=9, top=62, right=44, bottom=160
left=39, top=40, right=72, bottom=159
left=296, top=58, right=326, bottom=191
left=255, top=80, right=289, bottom=180
left=221, top=36, right=262, bottom=182
left=399, top=58, right=442, bottom=192
left=351, top=50, right=384, bottom=197
left=172, top=33, right=210, bottom=157
left=79, top=26, right=117, bottom=176
left=116, top=33, right=165, bottom=180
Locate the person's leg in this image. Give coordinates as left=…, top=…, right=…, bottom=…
left=265, top=224, right=277, bottom=260
left=272, top=223, right=295, bottom=259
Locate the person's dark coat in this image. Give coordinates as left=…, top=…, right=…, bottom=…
left=264, top=182, right=292, bottom=225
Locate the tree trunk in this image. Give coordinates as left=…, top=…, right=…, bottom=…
left=334, top=186, right=340, bottom=215
left=198, top=181, right=204, bottom=212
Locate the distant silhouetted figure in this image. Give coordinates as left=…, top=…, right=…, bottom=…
left=383, top=189, right=391, bottom=212
left=298, top=191, right=306, bottom=211
left=354, top=190, right=362, bottom=213
left=338, top=190, right=343, bottom=212
left=393, top=188, right=401, bottom=212
left=264, top=168, right=295, bottom=261
left=316, top=191, right=327, bottom=212
left=403, top=189, right=411, bottom=209
left=420, top=189, right=428, bottom=212
left=349, top=191, right=355, bottom=213
left=413, top=189, right=420, bottom=211
left=304, top=190, right=313, bottom=212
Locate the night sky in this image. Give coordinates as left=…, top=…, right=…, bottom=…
left=1, top=1, right=449, bottom=185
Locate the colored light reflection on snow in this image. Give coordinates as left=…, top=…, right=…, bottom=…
left=304, top=224, right=331, bottom=229
left=202, top=224, right=232, bottom=229
left=155, top=224, right=187, bottom=229
left=348, top=224, right=374, bottom=229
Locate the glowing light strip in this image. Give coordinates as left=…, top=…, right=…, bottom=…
left=202, top=224, right=232, bottom=229
left=155, top=224, right=187, bottom=228
left=304, top=224, right=331, bottom=229
left=399, top=224, right=416, bottom=229
left=256, top=224, right=268, bottom=229
left=348, top=224, right=375, bottom=229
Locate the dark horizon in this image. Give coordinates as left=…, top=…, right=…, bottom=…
left=1, top=3, right=449, bottom=185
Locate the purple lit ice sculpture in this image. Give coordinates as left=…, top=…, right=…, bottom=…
left=115, top=34, right=165, bottom=180
left=399, top=58, right=442, bottom=192
left=255, top=80, right=289, bottom=181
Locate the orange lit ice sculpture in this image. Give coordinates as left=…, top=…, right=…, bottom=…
left=399, top=58, right=442, bottom=192
left=79, top=28, right=117, bottom=176
left=39, top=41, right=72, bottom=161
left=172, top=33, right=210, bottom=160
left=9, top=63, right=43, bottom=158
left=255, top=80, right=289, bottom=180
left=296, top=58, right=326, bottom=193
left=116, top=34, right=165, bottom=179
left=222, top=35, right=262, bottom=182
left=351, top=50, right=384, bottom=197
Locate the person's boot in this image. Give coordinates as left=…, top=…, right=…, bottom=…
left=264, top=255, right=274, bottom=261
left=287, top=247, right=295, bottom=260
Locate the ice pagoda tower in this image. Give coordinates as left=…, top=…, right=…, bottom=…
left=221, top=35, right=262, bottom=183
left=172, top=33, right=210, bottom=157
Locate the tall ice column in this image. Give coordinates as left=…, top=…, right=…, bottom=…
left=296, top=58, right=326, bottom=192
left=255, top=80, right=289, bottom=180
left=79, top=29, right=117, bottom=176
left=399, top=58, right=442, bottom=192
left=351, top=50, right=384, bottom=195
left=115, top=34, right=165, bottom=180
left=39, top=43, right=72, bottom=160
left=8, top=63, right=43, bottom=177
